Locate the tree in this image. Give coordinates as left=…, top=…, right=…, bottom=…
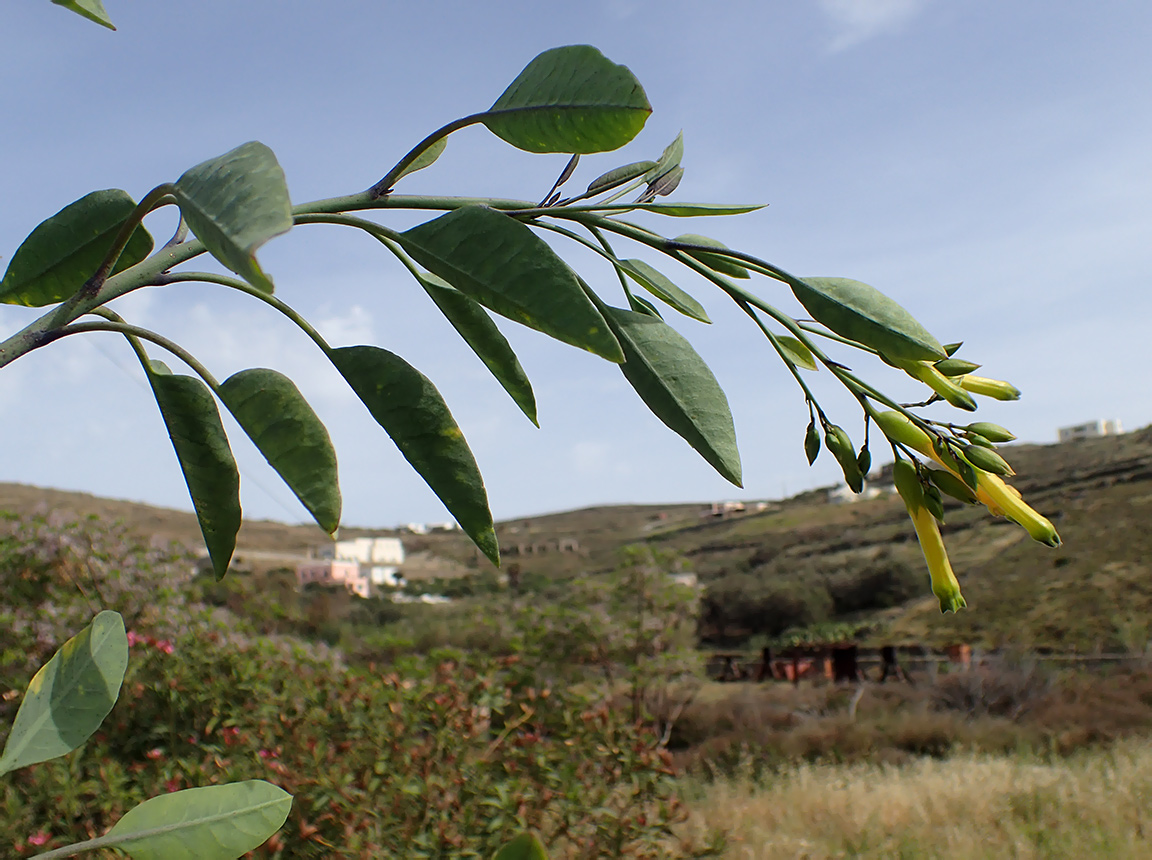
left=1, top=4, right=1061, bottom=857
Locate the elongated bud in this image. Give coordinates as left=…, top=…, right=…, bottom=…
left=909, top=505, right=967, bottom=613
left=923, top=484, right=946, bottom=522
left=975, top=473, right=1061, bottom=547
left=856, top=445, right=871, bottom=477
left=804, top=420, right=821, bottom=465
left=896, top=360, right=977, bottom=411
left=826, top=425, right=863, bottom=492
left=963, top=444, right=1015, bottom=476
left=957, top=374, right=1021, bottom=401
left=875, top=411, right=934, bottom=457
left=934, top=358, right=981, bottom=377
left=926, top=468, right=978, bottom=505
left=964, top=432, right=995, bottom=448
left=892, top=459, right=924, bottom=510
left=943, top=342, right=963, bottom=356
left=965, top=422, right=1016, bottom=443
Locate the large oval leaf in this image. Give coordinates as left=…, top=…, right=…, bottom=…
left=173, top=142, right=292, bottom=294
left=398, top=206, right=623, bottom=362
left=103, top=781, right=292, bottom=860
left=328, top=346, right=498, bottom=565
left=483, top=45, right=651, bottom=153
left=419, top=272, right=538, bottom=426
left=619, top=259, right=710, bottom=323
left=147, top=360, right=241, bottom=579
left=793, top=277, right=947, bottom=362
left=51, top=0, right=115, bottom=30
left=0, top=189, right=153, bottom=307
left=0, top=610, right=126, bottom=776
left=219, top=369, right=341, bottom=535
left=604, top=306, right=742, bottom=486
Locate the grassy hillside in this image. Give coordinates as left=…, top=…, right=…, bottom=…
left=4, top=425, right=1149, bottom=650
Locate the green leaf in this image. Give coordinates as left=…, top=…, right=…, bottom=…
left=328, top=346, right=498, bottom=565
left=398, top=206, right=623, bottom=362
left=644, top=132, right=684, bottom=183
left=639, top=202, right=765, bottom=217
left=173, top=142, right=292, bottom=294
left=418, top=273, right=538, bottom=426
left=51, top=0, right=115, bottom=29
left=586, top=160, right=656, bottom=196
left=777, top=336, right=818, bottom=371
left=626, top=291, right=663, bottom=318
left=103, top=781, right=292, bottom=860
left=604, top=306, right=741, bottom=486
left=675, top=233, right=751, bottom=279
left=219, top=369, right=340, bottom=535
left=395, top=137, right=447, bottom=182
left=483, top=45, right=651, bottom=153
left=619, top=259, right=709, bottom=323
left=493, top=832, right=550, bottom=860
left=146, top=361, right=241, bottom=579
left=1, top=190, right=153, bottom=307
left=0, top=611, right=126, bottom=775
left=792, top=277, right=947, bottom=362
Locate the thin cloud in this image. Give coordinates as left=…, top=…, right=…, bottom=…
left=817, top=0, right=931, bottom=51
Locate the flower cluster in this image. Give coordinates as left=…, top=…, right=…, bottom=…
left=876, top=409, right=1060, bottom=613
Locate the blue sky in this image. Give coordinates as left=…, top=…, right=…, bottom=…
left=1, top=2, right=1148, bottom=530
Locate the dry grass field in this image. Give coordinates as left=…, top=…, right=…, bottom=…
left=680, top=740, right=1152, bottom=859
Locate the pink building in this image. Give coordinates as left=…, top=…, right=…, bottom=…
left=295, top=559, right=370, bottom=598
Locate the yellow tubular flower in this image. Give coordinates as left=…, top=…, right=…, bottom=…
left=875, top=411, right=1061, bottom=547
left=896, top=360, right=977, bottom=411
left=956, top=374, right=1021, bottom=401
left=974, top=472, right=1061, bottom=547
left=909, top=502, right=967, bottom=613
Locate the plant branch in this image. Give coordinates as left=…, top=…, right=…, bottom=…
left=368, top=112, right=489, bottom=198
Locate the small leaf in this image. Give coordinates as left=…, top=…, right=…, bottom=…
left=483, top=45, right=651, bottom=153
left=639, top=202, right=765, bottom=217
left=219, top=369, right=341, bottom=534
left=675, top=233, right=750, bottom=279
left=328, top=346, right=498, bottom=565
left=1, top=190, right=153, bottom=307
left=103, top=781, right=292, bottom=860
left=0, top=611, right=127, bottom=775
left=51, top=0, right=115, bottom=29
left=173, top=142, right=292, bottom=293
left=586, top=160, right=656, bottom=196
left=419, top=272, right=538, bottom=426
left=793, top=277, right=947, bottom=362
left=644, top=132, right=684, bottom=183
left=146, top=361, right=241, bottom=579
left=394, top=137, right=447, bottom=182
left=643, top=165, right=683, bottom=199
left=626, top=291, right=663, bottom=318
left=398, top=206, right=623, bottom=362
left=777, top=336, right=818, bottom=371
left=603, top=305, right=741, bottom=486
left=619, top=259, right=709, bottom=323
left=493, top=831, right=550, bottom=860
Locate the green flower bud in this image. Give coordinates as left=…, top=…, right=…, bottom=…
left=892, top=459, right=924, bottom=510
left=965, top=422, right=1016, bottom=443
left=934, top=358, right=982, bottom=377
left=857, top=445, right=871, bottom=477
left=963, top=432, right=995, bottom=448
left=925, top=468, right=978, bottom=505
left=804, top=420, right=821, bottom=465
left=943, top=342, right=963, bottom=357
left=962, top=444, right=1015, bottom=476
left=896, top=360, right=978, bottom=411
left=826, top=425, right=863, bottom=493
left=923, top=484, right=946, bottom=522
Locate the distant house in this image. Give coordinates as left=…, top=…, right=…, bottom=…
left=295, top=559, right=370, bottom=598
left=303, top=536, right=406, bottom=596
left=828, top=483, right=883, bottom=504
left=1058, top=419, right=1122, bottom=442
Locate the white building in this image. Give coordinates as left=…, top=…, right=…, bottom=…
left=295, top=559, right=370, bottom=598
left=307, top=537, right=406, bottom=594
left=1058, top=419, right=1122, bottom=442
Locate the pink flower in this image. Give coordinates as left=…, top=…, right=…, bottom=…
left=165, top=779, right=181, bottom=793
left=146, top=748, right=164, bottom=760
left=155, top=639, right=175, bottom=655
left=126, top=630, right=144, bottom=647
left=28, top=832, right=50, bottom=847
left=258, top=749, right=278, bottom=759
